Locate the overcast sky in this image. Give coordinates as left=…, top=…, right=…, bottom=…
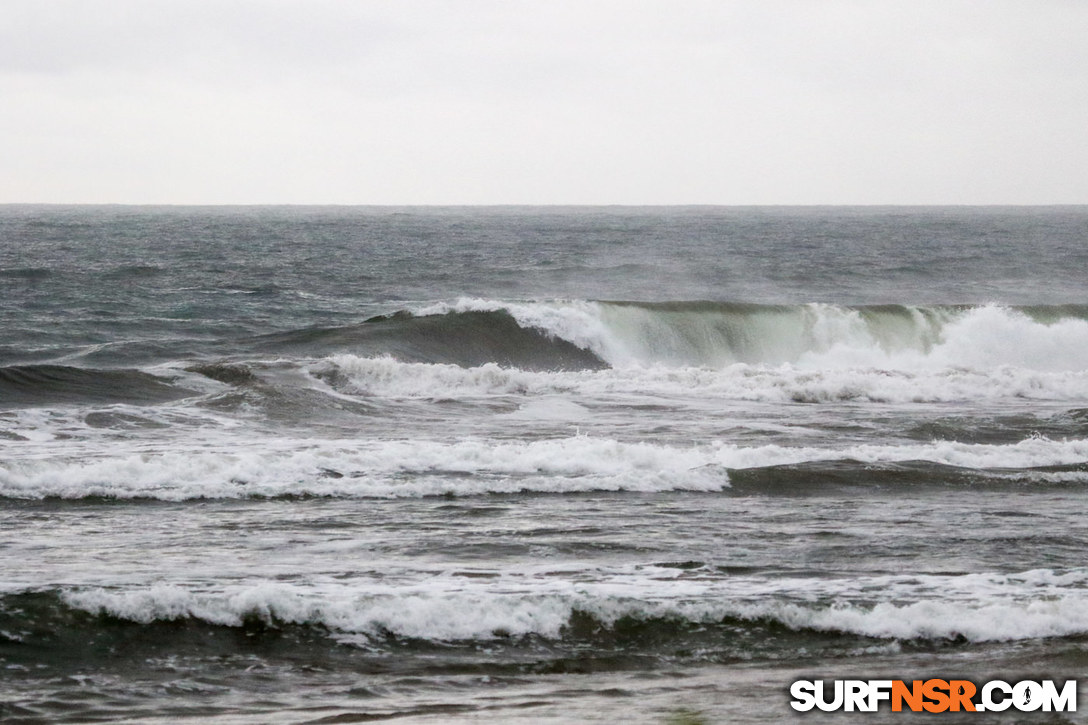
left=2, top=1, right=1086, bottom=204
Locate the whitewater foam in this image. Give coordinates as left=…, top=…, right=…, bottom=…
left=51, top=566, right=1088, bottom=644
left=320, top=353, right=1088, bottom=403
left=3, top=435, right=1088, bottom=500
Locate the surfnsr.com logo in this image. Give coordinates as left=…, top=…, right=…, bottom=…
left=790, top=679, right=1076, bottom=713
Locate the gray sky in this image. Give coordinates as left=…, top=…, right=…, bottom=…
left=2, top=1, right=1086, bottom=204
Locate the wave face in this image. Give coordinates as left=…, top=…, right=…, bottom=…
left=251, top=309, right=609, bottom=370
left=0, top=364, right=193, bottom=406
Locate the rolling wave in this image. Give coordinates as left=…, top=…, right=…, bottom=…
left=210, top=297, right=1088, bottom=371
left=0, top=364, right=193, bottom=407
left=5, top=566, right=1088, bottom=661
left=250, top=309, right=608, bottom=370
left=4, top=435, right=1087, bottom=500
left=7, top=300, right=1088, bottom=392
left=402, top=299, right=1088, bottom=370
left=315, top=354, right=1088, bottom=403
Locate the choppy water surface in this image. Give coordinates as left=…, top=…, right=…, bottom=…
left=2, top=206, right=1088, bottom=723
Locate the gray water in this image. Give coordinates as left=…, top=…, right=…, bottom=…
left=2, top=206, right=1088, bottom=723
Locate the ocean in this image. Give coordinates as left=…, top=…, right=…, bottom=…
left=2, top=205, right=1087, bottom=723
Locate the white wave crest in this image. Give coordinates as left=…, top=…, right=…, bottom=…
left=3, top=435, right=1088, bottom=500
left=0, top=436, right=725, bottom=500
left=319, top=353, right=1088, bottom=403
left=59, top=566, right=1088, bottom=644
left=409, top=298, right=1088, bottom=372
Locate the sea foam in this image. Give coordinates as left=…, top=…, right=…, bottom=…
left=53, top=566, right=1088, bottom=644
left=3, top=435, right=1088, bottom=500
left=320, top=353, right=1088, bottom=403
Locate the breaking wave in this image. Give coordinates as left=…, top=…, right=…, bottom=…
left=316, top=354, right=1088, bottom=403
left=399, top=299, right=1088, bottom=371
left=6, top=567, right=1088, bottom=652
left=3, top=435, right=1088, bottom=500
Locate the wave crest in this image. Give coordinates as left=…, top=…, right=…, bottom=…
left=403, top=299, right=1088, bottom=371
left=4, top=435, right=1088, bottom=501
left=6, top=566, right=1087, bottom=647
